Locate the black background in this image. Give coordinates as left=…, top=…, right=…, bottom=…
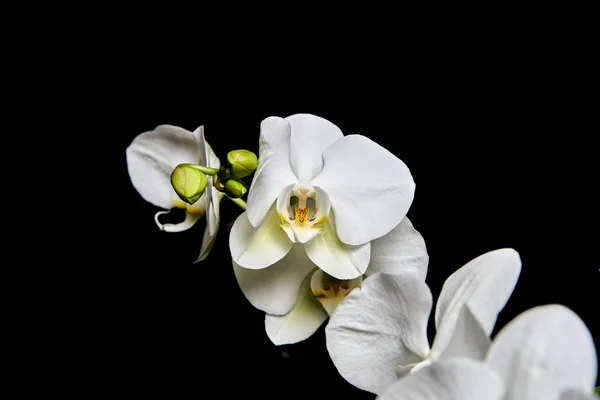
left=98, top=51, right=597, bottom=398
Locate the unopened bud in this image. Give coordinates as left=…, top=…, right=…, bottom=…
left=223, top=179, right=248, bottom=198
left=227, top=149, right=258, bottom=178
left=170, top=164, right=208, bottom=205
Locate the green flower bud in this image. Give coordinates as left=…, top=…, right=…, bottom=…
left=223, top=179, right=248, bottom=198
left=170, top=164, right=208, bottom=205
left=227, top=149, right=258, bottom=178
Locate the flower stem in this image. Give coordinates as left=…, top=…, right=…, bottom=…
left=228, top=196, right=247, bottom=210
left=188, top=165, right=219, bottom=176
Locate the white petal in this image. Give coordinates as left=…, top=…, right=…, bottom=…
left=192, top=125, right=221, bottom=169
left=365, top=217, right=429, bottom=280
left=325, top=272, right=433, bottom=395
left=286, top=113, right=344, bottom=181
left=285, top=224, right=326, bottom=244
left=431, top=248, right=521, bottom=359
left=194, top=188, right=223, bottom=263
left=154, top=210, right=201, bottom=232
left=207, top=188, right=223, bottom=237
left=229, top=206, right=293, bottom=270
left=195, top=126, right=220, bottom=221
left=304, top=213, right=370, bottom=280
left=265, top=271, right=328, bottom=345
left=126, top=125, right=203, bottom=209
left=559, top=389, right=597, bottom=400
left=379, top=359, right=505, bottom=400
left=200, top=135, right=220, bottom=227
left=279, top=225, right=297, bottom=243
left=232, top=244, right=317, bottom=315
left=395, top=362, right=421, bottom=377
left=191, top=125, right=208, bottom=167
left=246, top=117, right=297, bottom=228
left=312, top=134, right=415, bottom=245
left=486, top=304, right=598, bottom=400
left=433, top=304, right=490, bottom=362
left=205, top=140, right=221, bottom=169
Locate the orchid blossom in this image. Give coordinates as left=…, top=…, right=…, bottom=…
left=325, top=248, right=522, bottom=396
left=378, top=304, right=598, bottom=400
left=232, top=217, right=429, bottom=345
left=126, top=124, right=223, bottom=262
left=230, top=113, right=415, bottom=280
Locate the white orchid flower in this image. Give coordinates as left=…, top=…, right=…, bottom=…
left=126, top=124, right=223, bottom=262
left=325, top=248, right=522, bottom=396
left=378, top=304, right=598, bottom=400
left=379, top=358, right=506, bottom=400
left=232, top=217, right=429, bottom=345
left=230, top=113, right=415, bottom=280
left=484, top=304, right=598, bottom=400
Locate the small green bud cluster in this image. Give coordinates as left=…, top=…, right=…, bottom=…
left=170, top=149, right=258, bottom=204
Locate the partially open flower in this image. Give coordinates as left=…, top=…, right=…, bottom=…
left=126, top=125, right=223, bottom=262
left=325, top=248, right=522, bottom=396
left=230, top=114, right=416, bottom=281
left=378, top=304, right=598, bottom=400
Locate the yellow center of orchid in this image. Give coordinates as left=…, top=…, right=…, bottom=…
left=172, top=197, right=206, bottom=215
left=289, top=184, right=319, bottom=224
left=295, top=205, right=310, bottom=223
left=277, top=181, right=329, bottom=244
left=310, top=269, right=363, bottom=316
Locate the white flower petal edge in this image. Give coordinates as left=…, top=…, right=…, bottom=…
left=126, top=125, right=205, bottom=209
left=304, top=212, right=370, bottom=280
left=366, top=217, right=429, bottom=280
left=265, top=270, right=328, bottom=346
left=430, top=248, right=522, bottom=360
left=434, top=304, right=490, bottom=362
left=325, top=272, right=432, bottom=395
left=559, top=388, right=597, bottom=400
left=286, top=113, right=344, bottom=181
left=232, top=244, right=318, bottom=316
left=195, top=188, right=223, bottom=262
left=379, top=358, right=505, bottom=400
left=229, top=206, right=293, bottom=270
left=485, top=304, right=598, bottom=400
left=195, top=125, right=222, bottom=228
left=191, top=125, right=208, bottom=166
left=312, top=134, right=415, bottom=246
left=154, top=211, right=202, bottom=232
left=246, top=117, right=297, bottom=228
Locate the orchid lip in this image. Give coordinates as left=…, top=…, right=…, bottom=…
left=276, top=182, right=331, bottom=244
left=310, top=269, right=363, bottom=316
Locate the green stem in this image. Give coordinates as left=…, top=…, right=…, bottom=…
left=228, top=196, right=247, bottom=210
left=188, top=164, right=219, bottom=176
